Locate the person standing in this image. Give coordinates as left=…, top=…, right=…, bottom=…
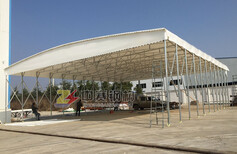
left=32, top=102, right=40, bottom=120
left=76, top=98, right=83, bottom=116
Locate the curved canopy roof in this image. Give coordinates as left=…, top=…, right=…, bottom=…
left=5, top=28, right=229, bottom=82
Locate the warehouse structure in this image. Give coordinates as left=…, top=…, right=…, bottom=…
left=3, top=28, right=230, bottom=127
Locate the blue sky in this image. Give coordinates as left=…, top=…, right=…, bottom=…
left=11, top=0, right=237, bottom=64
left=10, top=0, right=237, bottom=88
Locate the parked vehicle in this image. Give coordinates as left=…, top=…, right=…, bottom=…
left=132, top=96, right=181, bottom=110
left=132, top=96, right=167, bottom=110
left=230, top=95, right=237, bottom=106
left=169, top=101, right=181, bottom=109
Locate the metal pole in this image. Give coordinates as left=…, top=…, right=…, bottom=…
left=224, top=70, right=228, bottom=108
left=92, top=78, right=94, bottom=102
left=49, top=73, right=53, bottom=116
left=204, top=60, right=210, bottom=112
left=21, top=73, right=24, bottom=119
left=214, top=65, right=219, bottom=111
left=199, top=57, right=205, bottom=115
left=210, top=63, right=215, bottom=112
left=222, top=71, right=226, bottom=108
left=184, top=49, right=191, bottom=119
left=61, top=74, right=65, bottom=115
left=120, top=81, right=123, bottom=110
left=192, top=54, right=199, bottom=117
left=160, top=61, right=164, bottom=128
left=225, top=71, right=230, bottom=107
left=150, top=65, right=153, bottom=127
left=217, top=67, right=222, bottom=110
left=83, top=77, right=85, bottom=101
left=92, top=79, right=95, bottom=112
left=218, top=69, right=222, bottom=109
left=73, top=75, right=75, bottom=92
left=224, top=71, right=228, bottom=108
left=150, top=63, right=154, bottom=127
left=175, top=44, right=182, bottom=122
left=221, top=69, right=225, bottom=109
left=218, top=67, right=223, bottom=110
left=164, top=40, right=170, bottom=126
left=36, top=72, right=39, bottom=108
left=220, top=68, right=224, bottom=110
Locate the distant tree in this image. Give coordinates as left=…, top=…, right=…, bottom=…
left=60, top=80, right=72, bottom=90
left=45, top=84, right=59, bottom=98
left=22, top=88, right=29, bottom=99
left=111, top=82, right=120, bottom=90
left=85, top=80, right=92, bottom=90
left=111, top=82, right=133, bottom=91
left=77, top=80, right=84, bottom=91
left=121, top=82, right=133, bottom=91
left=101, top=81, right=112, bottom=90
left=76, top=80, right=99, bottom=90
left=92, top=81, right=99, bottom=91
left=31, top=87, right=43, bottom=98
left=72, top=82, right=77, bottom=91
left=134, top=85, right=143, bottom=95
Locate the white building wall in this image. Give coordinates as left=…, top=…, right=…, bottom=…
left=132, top=58, right=237, bottom=106
left=0, top=0, right=11, bottom=123
left=132, top=76, right=185, bottom=93
left=216, top=58, right=237, bottom=82
left=132, top=79, right=233, bottom=105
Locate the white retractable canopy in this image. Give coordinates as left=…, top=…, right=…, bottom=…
left=4, top=28, right=228, bottom=81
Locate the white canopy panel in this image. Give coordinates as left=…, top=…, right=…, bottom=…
left=4, top=28, right=229, bottom=82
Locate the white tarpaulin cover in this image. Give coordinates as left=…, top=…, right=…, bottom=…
left=4, top=28, right=229, bottom=81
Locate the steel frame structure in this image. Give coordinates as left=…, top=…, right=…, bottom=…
left=4, top=28, right=230, bottom=127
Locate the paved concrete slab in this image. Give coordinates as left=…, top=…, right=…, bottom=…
left=0, top=131, right=185, bottom=154
left=0, top=105, right=236, bottom=153
left=5, top=119, right=81, bottom=127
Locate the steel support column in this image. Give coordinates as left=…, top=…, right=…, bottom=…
left=210, top=63, right=215, bottom=112
left=184, top=49, right=191, bottom=119
left=175, top=44, right=182, bottom=122
left=120, top=81, right=122, bottom=100
left=221, top=69, right=225, bottom=109
left=36, top=72, right=40, bottom=108
left=192, top=54, right=199, bottom=117
left=199, top=57, right=205, bottom=115
left=224, top=70, right=228, bottom=108
left=150, top=64, right=154, bottom=127
left=161, top=64, right=165, bottom=128
left=92, top=79, right=95, bottom=111
left=82, top=77, right=85, bottom=101
left=21, top=73, right=24, bottom=118
left=217, top=67, right=222, bottom=110
left=164, top=40, right=170, bottom=126
left=225, top=72, right=230, bottom=107
left=93, top=79, right=95, bottom=102
left=72, top=75, right=76, bottom=92
left=49, top=73, right=53, bottom=116
left=214, top=65, right=219, bottom=110
left=225, top=72, right=228, bottom=108
left=204, top=60, right=210, bottom=112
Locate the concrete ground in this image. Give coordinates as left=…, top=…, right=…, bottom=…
left=0, top=105, right=236, bottom=153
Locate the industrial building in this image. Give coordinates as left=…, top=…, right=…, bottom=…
left=132, top=57, right=237, bottom=104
